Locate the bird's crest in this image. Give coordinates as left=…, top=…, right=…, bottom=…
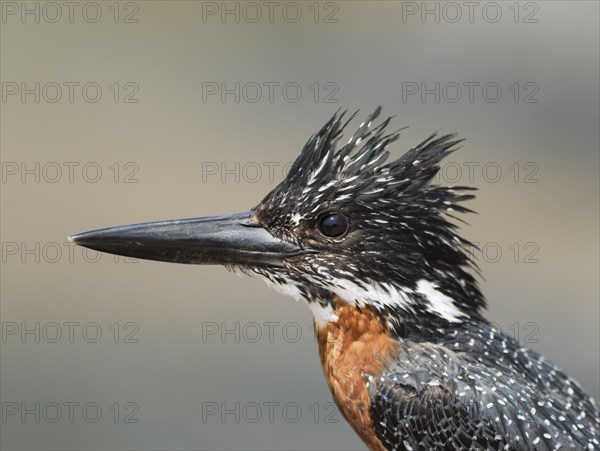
left=258, top=107, right=474, bottom=226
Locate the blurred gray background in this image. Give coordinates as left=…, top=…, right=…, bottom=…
left=1, top=1, right=598, bottom=450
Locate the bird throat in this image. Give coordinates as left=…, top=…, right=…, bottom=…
left=313, top=295, right=396, bottom=451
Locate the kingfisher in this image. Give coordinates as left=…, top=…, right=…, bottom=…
left=71, top=108, right=599, bottom=450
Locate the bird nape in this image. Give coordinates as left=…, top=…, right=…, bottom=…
left=70, top=107, right=599, bottom=451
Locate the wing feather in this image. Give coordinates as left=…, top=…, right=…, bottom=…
left=369, top=324, right=599, bottom=450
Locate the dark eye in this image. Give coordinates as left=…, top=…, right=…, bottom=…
left=319, top=213, right=349, bottom=238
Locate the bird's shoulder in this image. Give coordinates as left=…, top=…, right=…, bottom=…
left=368, top=321, right=599, bottom=450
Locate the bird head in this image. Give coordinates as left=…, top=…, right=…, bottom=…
left=71, top=107, right=484, bottom=331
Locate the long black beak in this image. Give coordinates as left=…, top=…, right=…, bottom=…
left=69, top=211, right=304, bottom=266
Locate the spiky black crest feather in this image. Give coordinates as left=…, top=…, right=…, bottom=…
left=252, top=107, right=485, bottom=327
left=258, top=107, right=475, bottom=222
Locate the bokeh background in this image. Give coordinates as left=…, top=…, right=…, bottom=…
left=1, top=1, right=598, bottom=450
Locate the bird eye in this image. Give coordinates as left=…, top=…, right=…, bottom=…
left=318, top=213, right=349, bottom=238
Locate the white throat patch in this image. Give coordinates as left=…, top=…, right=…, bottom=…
left=232, top=266, right=466, bottom=325
left=327, top=279, right=415, bottom=312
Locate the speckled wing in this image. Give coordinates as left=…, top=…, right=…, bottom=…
left=368, top=333, right=599, bottom=451
left=371, top=376, right=504, bottom=450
